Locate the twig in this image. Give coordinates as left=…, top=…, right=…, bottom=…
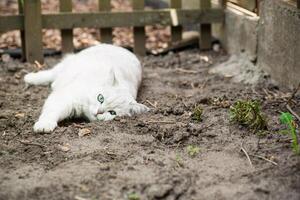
left=249, top=154, right=278, bottom=166
left=144, top=120, right=176, bottom=124
left=18, top=139, right=47, bottom=148
left=263, top=89, right=273, bottom=99
left=200, top=78, right=209, bottom=90
left=286, top=104, right=300, bottom=122
left=175, top=68, right=199, bottom=74
left=146, top=100, right=157, bottom=108
left=240, top=143, right=253, bottom=167
left=23, top=83, right=32, bottom=91
left=286, top=83, right=300, bottom=105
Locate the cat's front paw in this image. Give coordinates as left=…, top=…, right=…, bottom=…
left=33, top=120, right=57, bottom=133
left=96, top=113, right=116, bottom=121
left=129, top=103, right=150, bottom=115
left=24, top=73, right=37, bottom=84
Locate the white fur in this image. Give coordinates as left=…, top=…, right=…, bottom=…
left=24, top=44, right=149, bottom=133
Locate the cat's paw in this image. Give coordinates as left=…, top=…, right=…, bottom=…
left=24, top=73, right=36, bottom=84
left=33, top=120, right=57, bottom=133
left=96, top=113, right=116, bottom=121
left=129, top=103, right=150, bottom=115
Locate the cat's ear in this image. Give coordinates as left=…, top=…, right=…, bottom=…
left=107, top=68, right=118, bottom=86
left=129, top=102, right=150, bottom=115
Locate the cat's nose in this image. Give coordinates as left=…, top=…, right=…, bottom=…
left=96, top=109, right=105, bottom=115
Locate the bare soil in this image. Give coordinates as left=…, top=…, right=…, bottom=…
left=0, top=49, right=300, bottom=200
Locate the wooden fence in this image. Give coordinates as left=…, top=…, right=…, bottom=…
left=227, top=0, right=258, bottom=13
left=0, top=0, right=225, bottom=63
left=229, top=0, right=300, bottom=13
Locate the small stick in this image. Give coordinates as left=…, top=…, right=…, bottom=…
left=18, top=139, right=47, bottom=148
left=249, top=154, right=278, bottom=166
left=146, top=100, right=157, bottom=108
left=23, top=84, right=31, bottom=91
left=263, top=88, right=272, bottom=99
left=175, top=68, right=199, bottom=74
left=286, top=104, right=300, bottom=122
left=182, top=100, right=188, bottom=108
left=74, top=196, right=88, bottom=200
left=144, top=120, right=176, bottom=124
left=286, top=83, right=300, bottom=105
left=240, top=143, right=253, bottom=167
left=200, top=79, right=209, bottom=90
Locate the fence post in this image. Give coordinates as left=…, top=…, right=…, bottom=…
left=199, top=0, right=212, bottom=50
left=60, top=0, right=73, bottom=54
left=220, top=0, right=227, bottom=8
left=170, top=0, right=182, bottom=43
left=99, top=0, right=112, bottom=43
left=133, top=0, right=146, bottom=56
left=297, top=0, right=300, bottom=9
left=24, top=0, right=43, bottom=63
left=18, top=0, right=26, bottom=61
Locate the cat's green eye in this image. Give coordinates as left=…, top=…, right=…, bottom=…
left=97, top=94, right=104, bottom=104
left=108, top=110, right=116, bottom=115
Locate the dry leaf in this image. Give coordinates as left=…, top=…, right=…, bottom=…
left=58, top=143, right=71, bottom=152
left=1, top=54, right=11, bottom=63
left=200, top=55, right=209, bottom=62
left=73, top=123, right=85, bottom=128
left=74, top=196, right=88, bottom=200
left=34, top=60, right=44, bottom=69
left=78, top=184, right=89, bottom=192
left=78, top=128, right=91, bottom=137
left=14, top=73, right=21, bottom=79
left=15, top=113, right=25, bottom=118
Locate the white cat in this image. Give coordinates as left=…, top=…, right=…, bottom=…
left=24, top=44, right=150, bottom=133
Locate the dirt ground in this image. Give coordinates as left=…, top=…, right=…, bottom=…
left=0, top=49, right=300, bottom=200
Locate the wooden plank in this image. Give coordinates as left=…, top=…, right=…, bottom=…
left=219, top=0, right=227, bottom=8
left=99, top=0, right=112, bottom=43
left=60, top=0, right=73, bottom=54
left=170, top=0, right=182, bottom=43
left=133, top=0, right=146, bottom=56
left=0, top=15, right=23, bottom=32
left=0, top=9, right=225, bottom=31
left=228, top=0, right=256, bottom=12
left=18, top=0, right=26, bottom=61
left=42, top=9, right=224, bottom=28
left=24, top=0, right=43, bottom=63
left=200, top=0, right=212, bottom=50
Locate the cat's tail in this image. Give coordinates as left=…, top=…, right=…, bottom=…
left=24, top=69, right=56, bottom=86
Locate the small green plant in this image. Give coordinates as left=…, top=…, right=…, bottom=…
left=192, top=105, right=203, bottom=122
left=230, top=100, right=267, bottom=130
left=187, top=145, right=200, bottom=157
left=128, top=192, right=140, bottom=200
left=279, top=112, right=299, bottom=155
left=175, top=154, right=183, bottom=167
left=19, top=0, right=24, bottom=6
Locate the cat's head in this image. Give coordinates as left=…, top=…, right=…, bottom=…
left=88, top=88, right=149, bottom=121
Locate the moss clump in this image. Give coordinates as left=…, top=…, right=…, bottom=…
left=192, top=105, right=203, bottom=122
left=187, top=145, right=200, bottom=157
left=230, top=100, right=267, bottom=130
left=128, top=192, right=140, bottom=200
